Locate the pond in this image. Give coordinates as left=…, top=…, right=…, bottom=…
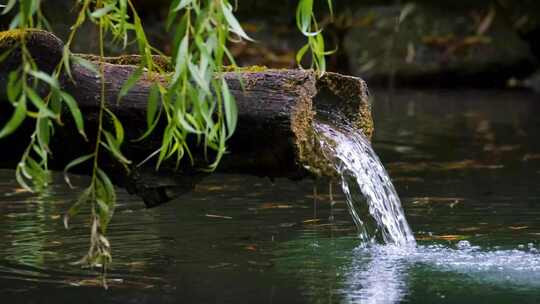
left=1, top=89, right=540, bottom=303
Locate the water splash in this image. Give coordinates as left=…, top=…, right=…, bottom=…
left=343, top=242, right=540, bottom=304
left=314, top=122, right=415, bottom=246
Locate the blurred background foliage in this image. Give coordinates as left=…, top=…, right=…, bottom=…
left=2, top=0, right=539, bottom=89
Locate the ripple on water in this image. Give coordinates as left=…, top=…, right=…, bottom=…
left=342, top=241, right=540, bottom=304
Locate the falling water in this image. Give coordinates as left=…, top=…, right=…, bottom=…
left=314, top=122, right=416, bottom=246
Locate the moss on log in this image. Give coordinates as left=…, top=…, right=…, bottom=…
left=0, top=30, right=373, bottom=207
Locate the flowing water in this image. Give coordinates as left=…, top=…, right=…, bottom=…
left=1, top=89, right=540, bottom=303
left=314, top=122, right=416, bottom=246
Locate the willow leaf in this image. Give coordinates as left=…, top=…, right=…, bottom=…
left=60, top=91, right=87, bottom=139
left=0, top=96, right=26, bottom=139
left=105, top=108, right=125, bottom=147
left=28, top=70, right=59, bottom=89
left=146, top=84, right=160, bottom=128
left=63, top=154, right=94, bottom=188
left=63, top=187, right=91, bottom=229
left=90, top=5, right=114, bottom=19
left=102, top=131, right=131, bottom=165
left=1, top=0, right=16, bottom=14
left=220, top=1, right=253, bottom=42
left=117, top=67, right=143, bottom=104
left=25, top=87, right=56, bottom=118
left=173, top=0, right=193, bottom=11
left=221, top=80, right=237, bottom=138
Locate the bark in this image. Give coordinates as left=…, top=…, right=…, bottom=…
left=0, top=29, right=373, bottom=207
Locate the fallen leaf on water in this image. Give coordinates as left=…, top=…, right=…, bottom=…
left=416, top=234, right=469, bottom=241
left=68, top=278, right=125, bottom=287
left=14, top=188, right=31, bottom=194
left=437, top=235, right=469, bottom=241
left=279, top=222, right=296, bottom=228
left=457, top=227, right=481, bottom=232
left=125, top=261, right=146, bottom=268
left=244, top=244, right=257, bottom=251
left=509, top=226, right=528, bottom=230
left=208, top=263, right=233, bottom=269
left=523, top=154, right=540, bottom=161
left=259, top=203, right=293, bottom=210
left=4, top=188, right=32, bottom=196
left=205, top=214, right=233, bottom=220
left=410, top=197, right=464, bottom=206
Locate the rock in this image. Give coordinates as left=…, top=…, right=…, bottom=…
left=344, top=3, right=538, bottom=87
left=523, top=70, right=540, bottom=92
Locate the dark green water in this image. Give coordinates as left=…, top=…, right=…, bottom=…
left=1, top=89, right=540, bottom=303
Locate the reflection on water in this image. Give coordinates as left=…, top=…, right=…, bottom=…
left=342, top=241, right=540, bottom=304
left=344, top=245, right=409, bottom=304
left=1, top=89, right=540, bottom=303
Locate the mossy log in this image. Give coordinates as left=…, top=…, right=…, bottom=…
left=0, top=30, right=373, bottom=207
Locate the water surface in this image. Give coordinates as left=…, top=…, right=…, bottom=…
left=1, top=89, right=540, bottom=303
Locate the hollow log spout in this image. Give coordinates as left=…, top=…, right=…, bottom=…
left=0, top=30, right=373, bottom=207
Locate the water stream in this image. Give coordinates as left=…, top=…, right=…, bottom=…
left=314, top=122, right=416, bottom=246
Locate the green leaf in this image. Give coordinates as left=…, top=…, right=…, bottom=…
left=146, top=84, right=160, bottom=128
left=177, top=111, right=199, bottom=134
left=60, top=92, right=87, bottom=139
left=188, top=62, right=209, bottom=93
left=36, top=117, right=51, bottom=153
left=25, top=87, right=57, bottom=118
left=102, top=131, right=131, bottom=165
left=90, top=4, right=114, bottom=18
left=296, top=0, right=313, bottom=34
left=173, top=0, right=193, bottom=11
left=62, top=47, right=73, bottom=80
left=63, top=154, right=94, bottom=188
left=220, top=1, right=254, bottom=41
left=1, top=0, right=16, bottom=15
left=28, top=70, right=59, bottom=89
left=0, top=96, right=27, bottom=139
left=221, top=80, right=237, bottom=138
left=6, top=71, right=21, bottom=104
left=64, top=187, right=91, bottom=229
left=97, top=168, right=115, bottom=201
left=72, top=56, right=99, bottom=75
left=0, top=47, right=13, bottom=63
left=327, top=0, right=334, bottom=18
left=117, top=67, right=143, bottom=104
left=171, top=35, right=189, bottom=84
left=15, top=163, right=33, bottom=193
left=105, top=108, right=125, bottom=147
left=96, top=168, right=116, bottom=232
left=296, top=43, right=310, bottom=67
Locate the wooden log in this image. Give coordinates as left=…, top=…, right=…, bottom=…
left=0, top=30, right=373, bottom=207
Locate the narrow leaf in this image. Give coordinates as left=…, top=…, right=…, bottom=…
left=117, top=67, right=143, bottom=104
left=221, top=1, right=254, bottom=41
left=63, top=154, right=94, bottom=188
left=0, top=96, right=26, bottom=138
left=60, top=92, right=87, bottom=139
left=221, top=80, right=237, bottom=138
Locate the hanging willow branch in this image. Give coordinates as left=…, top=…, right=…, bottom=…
left=0, top=0, right=335, bottom=284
